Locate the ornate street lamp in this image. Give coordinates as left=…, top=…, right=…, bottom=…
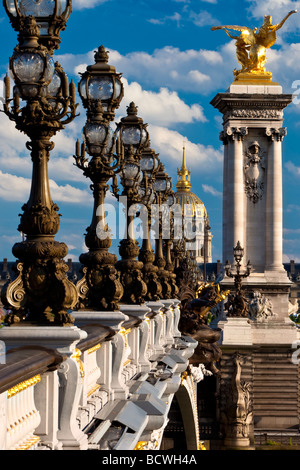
left=3, top=0, right=72, bottom=55
left=153, top=163, right=173, bottom=299
left=224, top=241, right=252, bottom=317
left=79, top=45, right=124, bottom=123
left=74, top=47, right=124, bottom=311
left=138, top=144, right=162, bottom=301
left=112, top=102, right=149, bottom=304
left=225, top=241, right=251, bottom=293
left=1, top=12, right=78, bottom=326
left=164, top=189, right=179, bottom=299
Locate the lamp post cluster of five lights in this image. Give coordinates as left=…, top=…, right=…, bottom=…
left=1, top=0, right=194, bottom=326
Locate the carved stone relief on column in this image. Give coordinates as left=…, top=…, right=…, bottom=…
left=243, top=141, right=265, bottom=204
left=248, top=291, right=275, bottom=322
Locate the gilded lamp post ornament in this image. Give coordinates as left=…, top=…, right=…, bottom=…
left=212, top=10, right=297, bottom=84
left=74, top=46, right=124, bottom=311
left=1, top=5, right=78, bottom=325
left=111, top=102, right=149, bottom=305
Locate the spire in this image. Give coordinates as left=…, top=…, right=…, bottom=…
left=176, top=142, right=192, bottom=191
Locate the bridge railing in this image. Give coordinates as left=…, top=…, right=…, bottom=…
left=0, top=299, right=199, bottom=450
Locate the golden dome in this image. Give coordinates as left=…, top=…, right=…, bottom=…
left=175, top=145, right=208, bottom=219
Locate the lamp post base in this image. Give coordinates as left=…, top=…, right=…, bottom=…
left=1, top=240, right=78, bottom=326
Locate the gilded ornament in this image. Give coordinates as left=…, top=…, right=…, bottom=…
left=212, top=10, right=297, bottom=83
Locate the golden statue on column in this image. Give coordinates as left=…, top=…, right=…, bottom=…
left=211, top=10, right=297, bottom=84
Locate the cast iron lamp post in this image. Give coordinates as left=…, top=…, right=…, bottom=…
left=225, top=241, right=252, bottom=294
left=111, top=102, right=149, bottom=304
left=74, top=46, right=124, bottom=311
left=224, top=241, right=252, bottom=317
left=164, top=189, right=179, bottom=299
left=138, top=144, right=162, bottom=301
left=153, top=163, right=173, bottom=299
left=1, top=4, right=78, bottom=326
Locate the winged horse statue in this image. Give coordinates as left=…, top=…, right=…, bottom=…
left=211, top=10, right=297, bottom=76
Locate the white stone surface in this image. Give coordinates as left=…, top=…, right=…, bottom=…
left=251, top=318, right=298, bottom=345
left=0, top=325, right=87, bottom=356
left=0, top=392, right=6, bottom=450
left=73, top=310, right=128, bottom=332
left=218, top=318, right=253, bottom=346
left=228, top=84, right=283, bottom=94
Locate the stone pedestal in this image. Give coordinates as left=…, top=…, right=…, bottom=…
left=211, top=83, right=300, bottom=445
left=211, top=85, right=293, bottom=319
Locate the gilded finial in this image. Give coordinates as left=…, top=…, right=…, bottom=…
left=176, top=143, right=192, bottom=192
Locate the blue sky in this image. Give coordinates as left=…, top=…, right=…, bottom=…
left=0, top=0, right=300, bottom=263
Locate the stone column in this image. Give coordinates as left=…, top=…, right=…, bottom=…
left=265, top=127, right=287, bottom=273
left=211, top=89, right=293, bottom=318
left=224, top=127, right=248, bottom=264
left=220, top=131, right=228, bottom=264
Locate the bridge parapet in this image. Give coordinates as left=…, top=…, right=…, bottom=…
left=0, top=300, right=206, bottom=450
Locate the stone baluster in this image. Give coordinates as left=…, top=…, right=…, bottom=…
left=161, top=299, right=175, bottom=345
left=0, top=391, right=6, bottom=450
left=6, top=376, right=41, bottom=450
left=120, top=305, right=152, bottom=374
left=34, top=371, right=61, bottom=450
left=171, top=298, right=181, bottom=338
left=146, top=301, right=165, bottom=358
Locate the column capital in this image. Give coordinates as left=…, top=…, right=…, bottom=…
left=265, top=127, right=287, bottom=142
left=220, top=127, right=248, bottom=144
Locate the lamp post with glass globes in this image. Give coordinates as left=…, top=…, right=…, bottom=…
left=163, top=189, right=179, bottom=299
left=224, top=241, right=252, bottom=317
left=111, top=102, right=149, bottom=305
left=1, top=1, right=78, bottom=326
left=153, top=163, right=173, bottom=300
left=74, top=46, right=125, bottom=311
left=137, top=143, right=162, bottom=301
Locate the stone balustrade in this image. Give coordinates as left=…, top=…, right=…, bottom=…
left=0, top=299, right=199, bottom=450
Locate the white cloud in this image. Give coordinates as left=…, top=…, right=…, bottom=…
left=57, top=45, right=230, bottom=96
left=283, top=253, right=300, bottom=263
left=148, top=125, right=223, bottom=174
left=116, top=78, right=207, bottom=126
left=285, top=161, right=300, bottom=176
left=107, top=46, right=230, bottom=95
left=190, top=10, right=220, bottom=27
left=247, top=0, right=300, bottom=27
left=72, top=0, right=111, bottom=10
left=49, top=180, right=91, bottom=204
left=202, top=184, right=222, bottom=197
left=0, top=170, right=91, bottom=204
